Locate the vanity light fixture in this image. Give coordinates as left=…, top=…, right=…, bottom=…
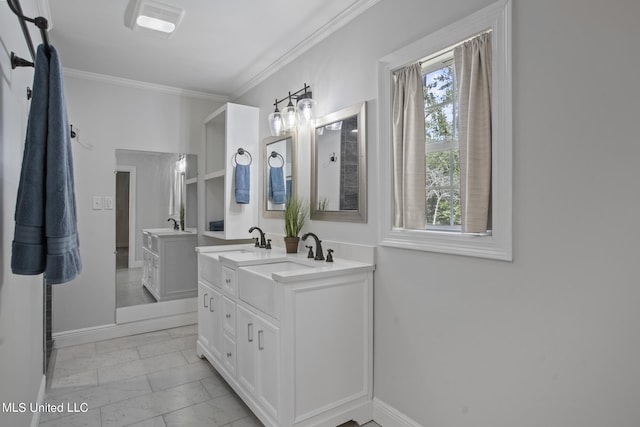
left=296, top=85, right=317, bottom=123
left=282, top=92, right=298, bottom=132
left=268, top=99, right=284, bottom=137
left=125, top=0, right=185, bottom=38
left=267, top=83, right=315, bottom=136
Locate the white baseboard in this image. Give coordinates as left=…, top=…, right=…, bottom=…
left=30, top=375, right=46, bottom=427
left=52, top=313, right=196, bottom=348
left=373, top=398, right=423, bottom=427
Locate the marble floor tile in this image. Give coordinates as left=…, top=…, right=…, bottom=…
left=137, top=335, right=197, bottom=359
left=166, top=324, right=197, bottom=338
left=55, top=342, right=96, bottom=362
left=100, top=381, right=211, bottom=426
left=38, top=408, right=101, bottom=427
left=53, top=347, right=140, bottom=378
left=95, top=330, right=171, bottom=354
left=98, top=351, right=188, bottom=384
left=162, top=393, right=252, bottom=427
left=200, top=375, right=234, bottom=399
left=48, top=368, right=98, bottom=397
left=40, top=375, right=151, bottom=423
left=128, top=416, right=167, bottom=427
left=146, top=360, right=215, bottom=391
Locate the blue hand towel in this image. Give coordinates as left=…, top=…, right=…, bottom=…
left=235, top=164, right=250, bottom=204
left=12, top=45, right=82, bottom=285
left=269, top=166, right=286, bottom=205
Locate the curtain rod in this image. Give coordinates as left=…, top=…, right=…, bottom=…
left=7, top=0, right=51, bottom=68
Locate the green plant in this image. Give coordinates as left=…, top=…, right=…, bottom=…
left=283, top=196, right=308, bottom=237
left=318, top=196, right=329, bottom=211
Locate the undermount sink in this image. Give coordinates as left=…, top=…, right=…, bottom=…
left=241, top=260, right=317, bottom=276
left=237, top=261, right=318, bottom=319
left=146, top=228, right=194, bottom=235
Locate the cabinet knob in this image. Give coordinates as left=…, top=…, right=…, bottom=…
left=226, top=352, right=232, bottom=358
left=226, top=313, right=231, bottom=319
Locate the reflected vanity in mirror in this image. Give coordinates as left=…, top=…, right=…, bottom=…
left=263, top=132, right=297, bottom=218
left=311, top=102, right=367, bottom=222
left=115, top=149, right=198, bottom=311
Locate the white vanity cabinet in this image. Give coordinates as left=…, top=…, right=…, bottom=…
left=201, top=102, right=259, bottom=240
left=141, top=229, right=197, bottom=301
left=196, top=246, right=374, bottom=427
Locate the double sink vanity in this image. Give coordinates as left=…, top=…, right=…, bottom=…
left=196, top=244, right=374, bottom=427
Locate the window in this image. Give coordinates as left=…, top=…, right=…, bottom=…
left=378, top=0, right=512, bottom=260
left=423, top=58, right=461, bottom=230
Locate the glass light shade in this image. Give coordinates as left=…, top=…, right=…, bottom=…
left=282, top=105, right=298, bottom=131
left=268, top=111, right=284, bottom=136
left=297, top=97, right=317, bottom=123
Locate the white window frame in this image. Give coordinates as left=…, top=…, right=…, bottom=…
left=377, top=0, right=512, bottom=261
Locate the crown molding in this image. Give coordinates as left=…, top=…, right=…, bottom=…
left=63, top=67, right=229, bottom=102
left=231, top=0, right=381, bottom=99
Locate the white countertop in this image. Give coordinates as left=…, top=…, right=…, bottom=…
left=196, top=243, right=374, bottom=282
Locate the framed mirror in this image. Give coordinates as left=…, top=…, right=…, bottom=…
left=311, top=102, right=367, bottom=222
left=263, top=132, right=296, bottom=218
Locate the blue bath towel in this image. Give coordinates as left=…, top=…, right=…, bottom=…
left=269, top=166, right=286, bottom=205
left=12, top=45, right=82, bottom=285
left=235, top=164, right=250, bottom=204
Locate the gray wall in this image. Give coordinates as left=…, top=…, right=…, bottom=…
left=234, top=0, right=640, bottom=425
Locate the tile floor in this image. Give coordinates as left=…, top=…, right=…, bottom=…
left=40, top=324, right=380, bottom=427
left=116, top=267, right=156, bottom=308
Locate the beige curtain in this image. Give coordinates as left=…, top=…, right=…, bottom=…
left=393, top=63, right=426, bottom=229
left=455, top=32, right=492, bottom=233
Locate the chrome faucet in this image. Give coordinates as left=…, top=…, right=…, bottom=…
left=167, top=218, right=179, bottom=230
left=248, top=226, right=267, bottom=248
left=301, top=232, right=324, bottom=261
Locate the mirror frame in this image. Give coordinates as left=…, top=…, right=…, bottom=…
left=310, top=102, right=367, bottom=223
left=262, top=131, right=297, bottom=218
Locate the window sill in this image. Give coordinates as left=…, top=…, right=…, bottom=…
left=380, top=227, right=511, bottom=261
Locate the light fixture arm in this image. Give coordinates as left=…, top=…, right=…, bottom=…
left=272, top=83, right=313, bottom=108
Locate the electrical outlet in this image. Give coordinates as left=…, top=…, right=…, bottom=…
left=104, top=196, right=114, bottom=210
left=92, top=196, right=103, bottom=210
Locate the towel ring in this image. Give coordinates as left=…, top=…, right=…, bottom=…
left=232, top=148, right=252, bottom=166
left=268, top=151, right=285, bottom=168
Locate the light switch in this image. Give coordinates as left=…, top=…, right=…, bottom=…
left=104, top=196, right=114, bottom=210
left=92, top=196, right=103, bottom=210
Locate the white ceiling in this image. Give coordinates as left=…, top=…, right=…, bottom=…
left=42, top=0, right=377, bottom=98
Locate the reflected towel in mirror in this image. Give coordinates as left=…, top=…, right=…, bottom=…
left=269, top=166, right=286, bottom=204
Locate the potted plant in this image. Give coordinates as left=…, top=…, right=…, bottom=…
left=283, top=196, right=308, bottom=253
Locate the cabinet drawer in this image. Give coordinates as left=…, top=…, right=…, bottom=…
left=223, top=296, right=236, bottom=337
left=223, top=334, right=237, bottom=377
left=198, top=254, right=222, bottom=288
left=222, top=266, right=237, bottom=296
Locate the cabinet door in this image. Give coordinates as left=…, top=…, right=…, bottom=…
left=236, top=305, right=257, bottom=395
left=223, top=334, right=237, bottom=377
left=208, top=286, right=224, bottom=361
left=223, top=296, right=236, bottom=336
left=151, top=253, right=160, bottom=294
left=197, top=282, right=213, bottom=350
left=256, top=317, right=280, bottom=421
